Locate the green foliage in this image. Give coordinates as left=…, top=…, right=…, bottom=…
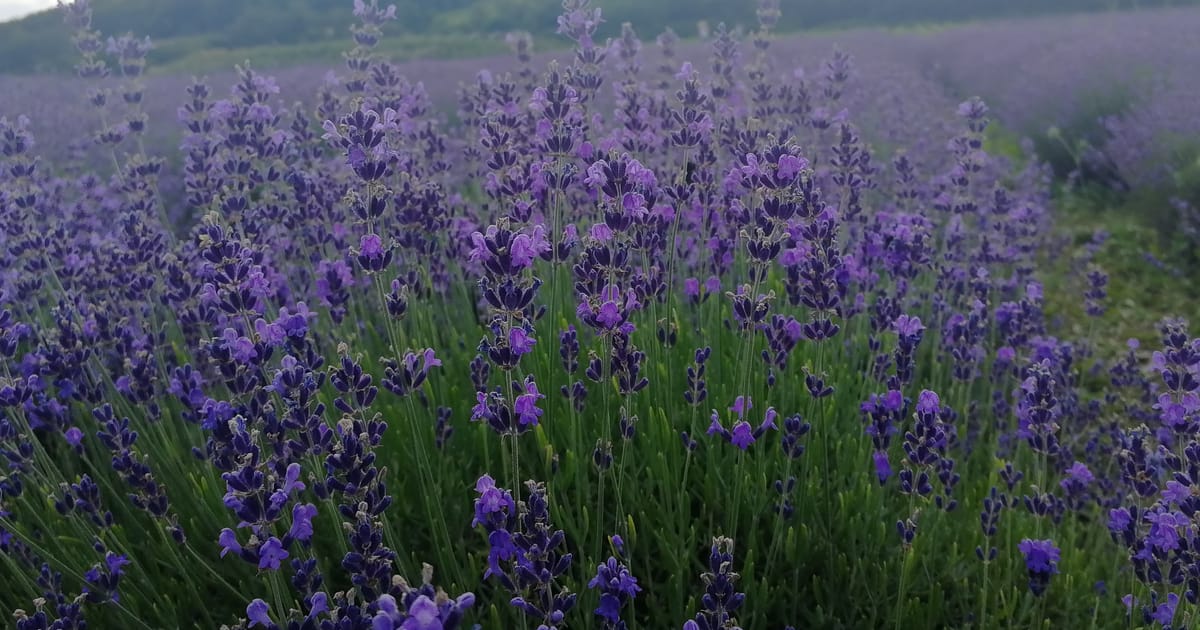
left=982, top=123, right=1027, bottom=167
left=0, top=258, right=1135, bottom=629
left=1045, top=186, right=1197, bottom=359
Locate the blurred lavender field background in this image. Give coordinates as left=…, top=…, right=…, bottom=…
left=5, top=6, right=1199, bottom=212
left=2, top=0, right=1200, bottom=628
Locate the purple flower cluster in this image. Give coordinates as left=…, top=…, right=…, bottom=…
left=1017, top=538, right=1060, bottom=597
left=3, top=0, right=1197, bottom=627
left=472, top=475, right=576, bottom=628
left=683, top=537, right=746, bottom=630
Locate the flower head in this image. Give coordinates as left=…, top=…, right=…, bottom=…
left=509, top=327, right=536, bottom=357
left=514, top=377, right=545, bottom=427
left=247, top=599, right=272, bottom=628
left=289, top=503, right=317, bottom=542
left=1017, top=538, right=1060, bottom=596
left=258, top=537, right=289, bottom=571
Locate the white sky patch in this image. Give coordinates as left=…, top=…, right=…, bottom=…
left=0, top=0, right=58, bottom=23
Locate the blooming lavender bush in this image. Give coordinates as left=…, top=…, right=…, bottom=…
left=0, top=1, right=1196, bottom=628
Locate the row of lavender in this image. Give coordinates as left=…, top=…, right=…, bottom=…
left=0, top=0, right=1196, bottom=628
left=11, top=7, right=1200, bottom=189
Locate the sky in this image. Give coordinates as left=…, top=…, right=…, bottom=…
left=0, top=0, right=55, bottom=22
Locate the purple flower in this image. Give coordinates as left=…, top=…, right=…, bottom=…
left=777, top=154, right=807, bottom=180
left=730, top=422, right=754, bottom=449
left=705, top=276, right=721, bottom=294
left=270, top=463, right=306, bottom=508
left=509, top=328, right=537, bottom=357
left=218, top=528, right=241, bottom=558
left=591, top=223, right=614, bottom=242
left=1163, top=481, right=1191, bottom=504
left=1145, top=511, right=1185, bottom=551
left=622, top=191, right=649, bottom=218
left=468, top=230, right=492, bottom=263
left=873, top=450, right=892, bottom=484
left=588, top=550, right=641, bottom=625
left=471, top=391, right=490, bottom=422
left=761, top=408, right=778, bottom=431
left=258, top=536, right=289, bottom=570
left=916, top=390, right=940, bottom=415
left=510, top=226, right=550, bottom=268
left=585, top=159, right=609, bottom=188
left=64, top=426, right=84, bottom=447
left=894, top=314, right=925, bottom=337
left=347, top=144, right=368, bottom=169
left=1018, top=539, right=1060, bottom=573
left=401, top=595, right=443, bottom=630
left=1060, top=461, right=1094, bottom=489
left=1151, top=592, right=1179, bottom=626
left=514, top=377, right=545, bottom=427
left=597, top=302, right=623, bottom=329
left=105, top=553, right=130, bottom=575
left=310, top=592, right=329, bottom=617
left=360, top=233, right=383, bottom=257
left=1017, top=538, right=1060, bottom=596
left=423, top=348, right=442, bottom=368
left=289, top=503, right=317, bottom=542
left=247, top=599, right=271, bottom=627
left=472, top=474, right=515, bottom=527
left=625, top=156, right=657, bottom=188
left=740, top=152, right=763, bottom=178
left=730, top=396, right=751, bottom=419
left=1026, top=281, right=1043, bottom=301
left=1108, top=508, right=1132, bottom=533
left=220, top=328, right=256, bottom=364
left=254, top=318, right=286, bottom=346
left=707, top=412, right=723, bottom=436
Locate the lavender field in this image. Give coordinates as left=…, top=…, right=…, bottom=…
left=1, top=1, right=1198, bottom=628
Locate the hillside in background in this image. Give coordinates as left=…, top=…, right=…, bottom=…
left=0, top=0, right=1195, bottom=75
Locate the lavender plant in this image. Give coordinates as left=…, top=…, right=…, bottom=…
left=0, top=1, right=1195, bottom=629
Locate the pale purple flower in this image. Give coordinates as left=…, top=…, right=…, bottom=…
left=590, top=223, right=614, bottom=242
left=289, top=503, right=317, bottom=542
left=360, top=233, right=384, bottom=257
left=218, top=528, right=241, bottom=558
left=777, top=154, right=808, bottom=180
left=730, top=421, right=754, bottom=449
left=258, top=537, right=289, bottom=570
left=730, top=395, right=751, bottom=420
left=894, top=314, right=925, bottom=337
left=1151, top=593, right=1179, bottom=626
left=916, top=390, right=940, bottom=415
left=509, top=328, right=537, bottom=356
left=597, top=302, right=623, bottom=329
left=401, top=595, right=442, bottom=630
left=873, top=450, right=892, bottom=483
left=514, top=378, right=545, bottom=427
left=247, top=599, right=271, bottom=628
left=511, top=226, right=550, bottom=268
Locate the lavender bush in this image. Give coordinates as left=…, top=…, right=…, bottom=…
left=0, top=1, right=1197, bottom=628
